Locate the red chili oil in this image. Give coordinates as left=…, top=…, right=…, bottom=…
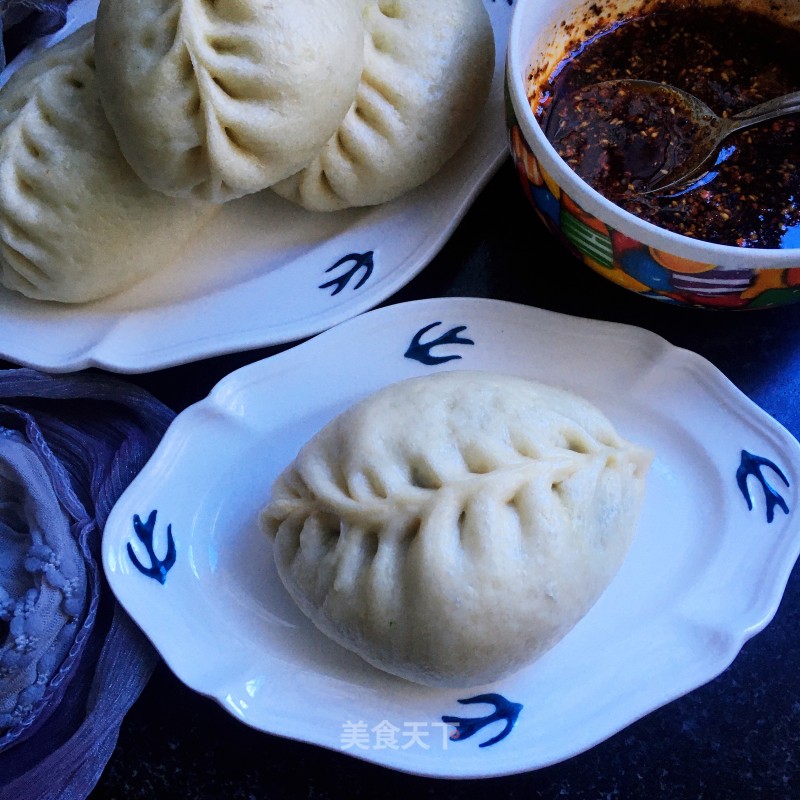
left=534, top=3, right=800, bottom=249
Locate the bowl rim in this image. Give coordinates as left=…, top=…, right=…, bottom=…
left=506, top=0, right=800, bottom=268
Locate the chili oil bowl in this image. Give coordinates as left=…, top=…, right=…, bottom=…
left=506, top=0, right=800, bottom=310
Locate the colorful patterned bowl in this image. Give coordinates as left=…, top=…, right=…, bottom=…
left=506, top=0, right=800, bottom=309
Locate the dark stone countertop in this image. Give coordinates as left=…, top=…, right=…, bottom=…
left=55, top=160, right=800, bottom=798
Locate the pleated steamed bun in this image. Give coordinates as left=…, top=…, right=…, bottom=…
left=0, top=25, right=217, bottom=304
left=272, top=0, right=495, bottom=211
left=94, top=0, right=366, bottom=203
left=260, top=371, right=653, bottom=688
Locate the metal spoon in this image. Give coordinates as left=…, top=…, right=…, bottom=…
left=591, top=79, right=800, bottom=194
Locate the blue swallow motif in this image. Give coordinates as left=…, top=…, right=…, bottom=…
left=127, top=510, right=176, bottom=584
left=736, top=450, right=790, bottom=523
left=404, top=321, right=474, bottom=365
left=442, top=693, right=523, bottom=748
left=320, top=251, right=374, bottom=295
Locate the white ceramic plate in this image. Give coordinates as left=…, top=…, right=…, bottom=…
left=0, top=0, right=512, bottom=374
left=103, top=297, right=800, bottom=778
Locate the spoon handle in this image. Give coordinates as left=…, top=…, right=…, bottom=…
left=727, top=89, right=800, bottom=132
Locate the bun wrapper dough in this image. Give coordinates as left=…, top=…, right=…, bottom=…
left=94, top=0, right=365, bottom=203
left=0, top=25, right=217, bottom=304
left=261, top=371, right=653, bottom=688
left=271, top=0, right=495, bottom=211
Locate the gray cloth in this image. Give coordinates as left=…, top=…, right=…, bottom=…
left=0, top=432, right=87, bottom=732
left=0, top=368, right=175, bottom=800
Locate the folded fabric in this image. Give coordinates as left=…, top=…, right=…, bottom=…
left=0, top=0, right=70, bottom=68
left=0, top=369, right=175, bottom=800
left=0, top=432, right=87, bottom=733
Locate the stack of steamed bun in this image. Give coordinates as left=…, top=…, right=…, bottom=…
left=0, top=0, right=495, bottom=303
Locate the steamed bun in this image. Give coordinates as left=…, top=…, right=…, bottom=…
left=0, top=25, right=216, bottom=304
left=261, top=371, right=652, bottom=688
left=272, top=0, right=495, bottom=211
left=94, top=0, right=365, bottom=203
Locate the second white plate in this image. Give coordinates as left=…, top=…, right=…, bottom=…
left=102, top=298, right=800, bottom=778
left=0, top=0, right=513, bottom=373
